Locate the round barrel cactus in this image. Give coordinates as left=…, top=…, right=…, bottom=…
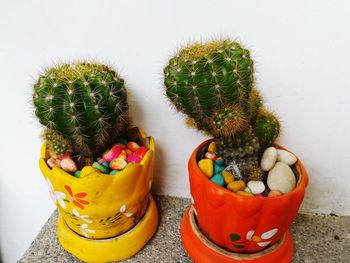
left=33, top=62, right=129, bottom=158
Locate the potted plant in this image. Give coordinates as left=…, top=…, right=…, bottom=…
left=33, top=62, right=158, bottom=262
left=163, top=39, right=308, bottom=262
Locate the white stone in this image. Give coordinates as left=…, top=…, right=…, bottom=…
left=247, top=181, right=266, bottom=195
left=260, top=147, right=278, bottom=171
left=277, top=149, right=297, bottom=165
left=267, top=162, right=296, bottom=194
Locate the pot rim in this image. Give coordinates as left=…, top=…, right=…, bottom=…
left=189, top=139, right=308, bottom=200
left=40, top=126, right=155, bottom=180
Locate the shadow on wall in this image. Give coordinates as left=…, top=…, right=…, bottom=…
left=152, top=141, right=167, bottom=195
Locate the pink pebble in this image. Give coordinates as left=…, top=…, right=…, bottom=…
left=47, top=158, right=61, bottom=168
left=127, top=155, right=142, bottom=163
left=126, top=141, right=140, bottom=152
left=103, top=145, right=122, bottom=162
left=60, top=156, right=78, bottom=173
left=205, top=152, right=216, bottom=160
left=134, top=146, right=148, bottom=159
left=98, top=158, right=107, bottom=164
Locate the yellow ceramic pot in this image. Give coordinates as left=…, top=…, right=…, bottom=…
left=39, top=127, right=156, bottom=239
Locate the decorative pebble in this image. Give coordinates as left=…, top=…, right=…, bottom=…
left=103, top=145, right=122, bottom=162
left=267, top=162, right=296, bottom=194
left=115, top=137, right=128, bottom=145
left=127, top=155, right=142, bottom=163
left=227, top=180, right=246, bottom=192
left=214, top=164, right=225, bottom=174
left=222, top=170, right=235, bottom=184
left=205, top=152, right=216, bottom=160
left=92, top=162, right=109, bottom=174
left=215, top=158, right=224, bottom=165
left=277, top=149, right=297, bottom=166
left=110, top=170, right=120, bottom=175
left=80, top=166, right=99, bottom=177
left=98, top=158, right=107, bottom=164
left=60, top=156, right=78, bottom=173
left=208, top=141, right=217, bottom=153
left=125, top=149, right=133, bottom=156
left=134, top=146, right=148, bottom=159
left=73, top=170, right=81, bottom=178
left=260, top=147, right=278, bottom=172
left=247, top=181, right=266, bottom=195
left=237, top=191, right=253, bottom=197
left=126, top=141, right=140, bottom=152
left=110, top=158, right=127, bottom=170
left=118, top=150, right=127, bottom=160
left=268, top=190, right=283, bottom=197
left=210, top=174, right=225, bottom=186
left=47, top=158, right=60, bottom=168
left=244, top=187, right=252, bottom=193
left=101, top=162, right=109, bottom=168
left=198, top=159, right=214, bottom=178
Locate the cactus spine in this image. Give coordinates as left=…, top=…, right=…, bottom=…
left=164, top=39, right=280, bottom=181
left=33, top=62, right=129, bottom=158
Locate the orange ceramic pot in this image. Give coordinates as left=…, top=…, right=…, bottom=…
left=188, top=140, right=308, bottom=253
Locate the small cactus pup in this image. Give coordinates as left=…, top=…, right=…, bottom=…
left=163, top=39, right=280, bottom=182
left=33, top=62, right=129, bottom=167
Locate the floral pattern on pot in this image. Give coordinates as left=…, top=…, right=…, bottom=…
left=81, top=223, right=95, bottom=238
left=72, top=209, right=92, bottom=223
left=64, top=185, right=89, bottom=209
left=230, top=228, right=279, bottom=249
left=46, top=178, right=67, bottom=209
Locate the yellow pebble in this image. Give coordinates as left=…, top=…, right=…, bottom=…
left=80, top=166, right=99, bottom=177
left=222, top=171, right=235, bottom=184
left=208, top=142, right=217, bottom=153
left=227, top=180, right=246, bottom=192
left=198, top=159, right=214, bottom=178
left=237, top=191, right=254, bottom=197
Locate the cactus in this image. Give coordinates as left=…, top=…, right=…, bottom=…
left=33, top=62, right=129, bottom=158
left=164, top=39, right=280, bottom=181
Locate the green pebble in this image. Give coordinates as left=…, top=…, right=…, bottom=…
left=101, top=162, right=109, bottom=168
left=73, top=170, right=81, bottom=178
left=115, top=137, right=128, bottom=145
left=92, top=162, right=109, bottom=174
left=211, top=174, right=225, bottom=186
left=215, top=159, right=224, bottom=165
left=110, top=170, right=120, bottom=175
left=214, top=164, right=225, bottom=174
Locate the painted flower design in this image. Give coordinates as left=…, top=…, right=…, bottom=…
left=230, top=228, right=279, bottom=249
left=64, top=185, right=89, bottom=209
left=81, top=224, right=95, bottom=238
left=119, top=204, right=133, bottom=217
left=72, top=209, right=92, bottom=223
left=246, top=229, right=279, bottom=247
left=46, top=178, right=67, bottom=209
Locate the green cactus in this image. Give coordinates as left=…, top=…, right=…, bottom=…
left=42, top=129, right=71, bottom=158
left=164, top=39, right=280, bottom=181
left=33, top=62, right=129, bottom=158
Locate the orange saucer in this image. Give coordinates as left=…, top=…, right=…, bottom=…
left=180, top=206, right=293, bottom=263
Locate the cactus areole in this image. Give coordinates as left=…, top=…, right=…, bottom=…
left=33, top=63, right=129, bottom=158
left=164, top=39, right=280, bottom=181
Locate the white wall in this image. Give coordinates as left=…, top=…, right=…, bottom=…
left=1, top=0, right=349, bottom=262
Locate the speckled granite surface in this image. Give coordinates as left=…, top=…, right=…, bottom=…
left=20, top=195, right=350, bottom=263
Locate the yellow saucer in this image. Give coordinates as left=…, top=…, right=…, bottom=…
left=57, top=196, right=158, bottom=262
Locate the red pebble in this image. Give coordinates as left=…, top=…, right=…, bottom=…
left=125, top=149, right=133, bottom=156
left=127, top=155, right=142, bottom=163
left=103, top=145, right=122, bottom=162
left=134, top=146, right=148, bottom=159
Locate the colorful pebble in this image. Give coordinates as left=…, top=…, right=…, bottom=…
left=118, top=150, right=127, bottom=160
left=126, top=141, right=140, bottom=152
left=227, top=180, right=246, bottom=192
left=222, top=170, right=235, bottom=184
left=134, top=146, right=148, bottom=158
left=215, top=158, right=224, bottom=165
left=127, top=155, right=142, bottom=163
left=92, top=162, right=109, bottom=174
left=237, top=191, right=254, bottom=197
left=103, top=145, right=123, bottom=162
left=210, top=174, right=225, bottom=186
left=125, top=149, right=133, bottom=156
left=208, top=141, right=217, bottom=153
left=110, top=170, right=120, bottom=175
left=268, top=190, right=283, bottom=197
left=98, top=158, right=107, bottom=164
left=101, top=162, right=109, bottom=168
left=110, top=158, right=128, bottom=170
left=60, top=156, right=78, bottom=173
left=205, top=152, right=216, bottom=160
left=214, top=164, right=225, bottom=174
left=47, top=158, right=61, bottom=168
left=73, top=170, right=81, bottom=178
left=244, top=187, right=252, bottom=193
left=198, top=159, right=214, bottom=178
